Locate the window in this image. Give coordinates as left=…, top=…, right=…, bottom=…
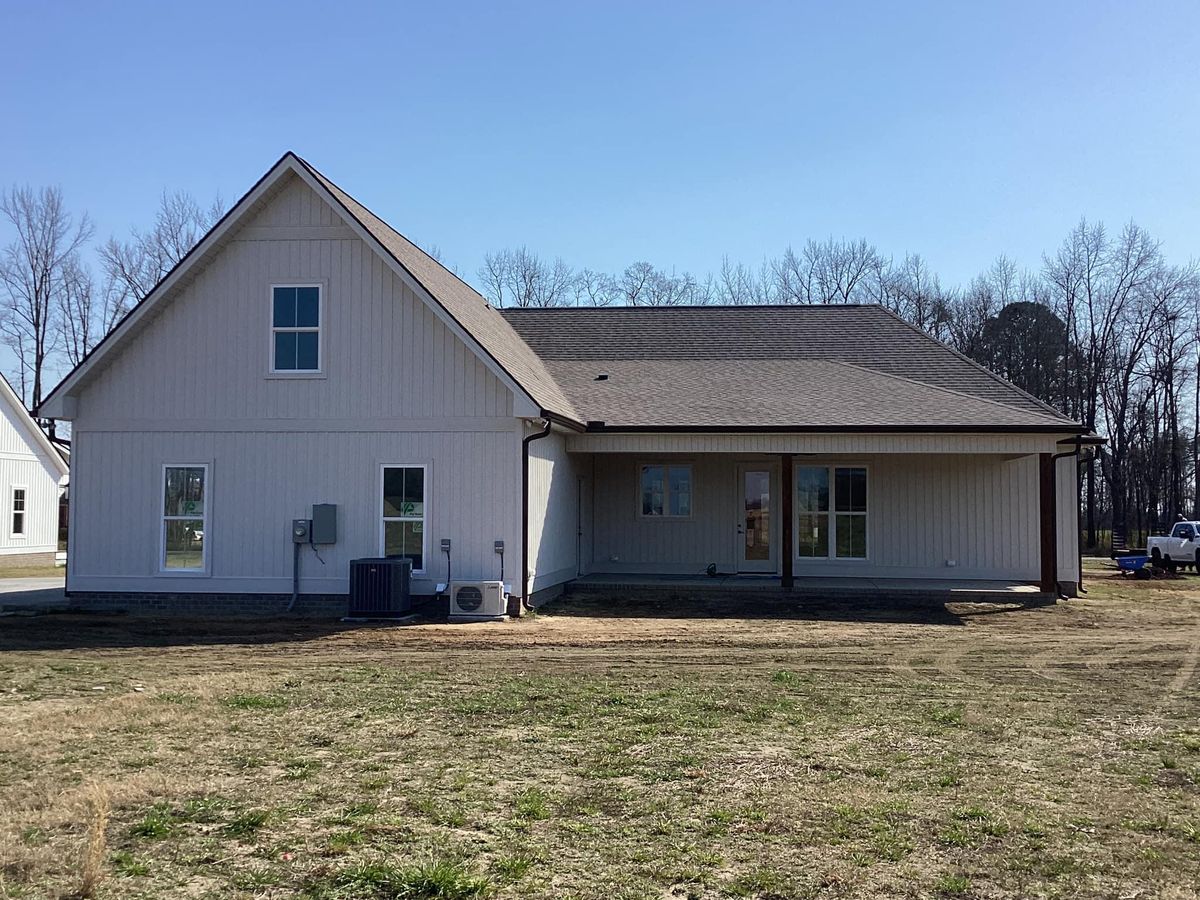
left=795, top=465, right=868, bottom=560
left=162, top=465, right=207, bottom=572
left=795, top=466, right=829, bottom=557
left=835, top=467, right=868, bottom=558
left=1172, top=522, right=1196, bottom=540
left=11, top=487, right=26, bottom=537
left=381, top=465, right=426, bottom=571
left=271, top=285, right=321, bottom=372
left=640, top=464, right=692, bottom=517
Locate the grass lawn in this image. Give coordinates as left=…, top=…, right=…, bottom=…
left=1, top=569, right=1198, bottom=899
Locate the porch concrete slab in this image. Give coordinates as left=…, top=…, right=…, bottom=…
left=568, top=573, right=1048, bottom=603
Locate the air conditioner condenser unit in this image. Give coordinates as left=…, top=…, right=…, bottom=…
left=448, top=580, right=507, bottom=621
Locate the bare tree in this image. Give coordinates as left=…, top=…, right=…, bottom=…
left=617, top=262, right=708, bottom=306
left=771, top=238, right=882, bottom=304
left=891, top=254, right=952, bottom=338
left=99, top=190, right=222, bottom=318
left=573, top=268, right=619, bottom=307
left=477, top=247, right=574, bottom=308
left=0, top=185, right=93, bottom=409
left=715, top=256, right=775, bottom=305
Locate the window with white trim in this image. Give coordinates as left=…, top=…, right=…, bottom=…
left=162, top=466, right=207, bottom=571
left=795, top=465, right=867, bottom=559
left=271, top=285, right=321, bottom=371
left=11, top=487, right=27, bottom=537
left=640, top=464, right=692, bottom=517
left=381, top=465, right=426, bottom=571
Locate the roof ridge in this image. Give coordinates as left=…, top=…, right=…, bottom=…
left=291, top=155, right=582, bottom=424
left=824, top=359, right=1074, bottom=426
left=500, top=302, right=884, bottom=314
left=292, top=154, right=492, bottom=308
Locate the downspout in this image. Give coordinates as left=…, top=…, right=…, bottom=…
left=521, top=417, right=553, bottom=611
left=1051, top=436, right=1085, bottom=598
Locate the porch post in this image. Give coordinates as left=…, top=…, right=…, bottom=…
left=781, top=455, right=794, bottom=589
left=1039, top=452, right=1057, bottom=595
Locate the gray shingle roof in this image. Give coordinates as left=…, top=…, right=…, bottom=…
left=501, top=306, right=1081, bottom=432
left=298, top=158, right=1079, bottom=434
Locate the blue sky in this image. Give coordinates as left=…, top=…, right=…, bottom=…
left=2, top=0, right=1199, bottom=292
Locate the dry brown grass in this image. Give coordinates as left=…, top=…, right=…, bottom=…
left=0, top=567, right=1198, bottom=898
left=75, top=784, right=109, bottom=899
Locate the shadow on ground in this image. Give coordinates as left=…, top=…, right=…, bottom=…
left=0, top=593, right=1059, bottom=652
left=0, top=614, right=400, bottom=653
left=538, top=592, right=1053, bottom=626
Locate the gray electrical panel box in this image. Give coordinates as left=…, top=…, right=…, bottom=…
left=311, top=504, right=337, bottom=544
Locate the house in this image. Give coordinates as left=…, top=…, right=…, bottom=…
left=0, top=374, right=68, bottom=568
left=38, top=153, right=1089, bottom=614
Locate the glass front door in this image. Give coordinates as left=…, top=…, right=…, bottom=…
left=737, top=465, right=776, bottom=572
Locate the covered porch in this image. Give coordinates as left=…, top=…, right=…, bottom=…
left=530, top=428, right=1081, bottom=600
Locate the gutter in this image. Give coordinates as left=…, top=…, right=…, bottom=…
left=520, top=417, right=553, bottom=611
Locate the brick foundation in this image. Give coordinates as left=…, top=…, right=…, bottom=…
left=0, top=552, right=59, bottom=570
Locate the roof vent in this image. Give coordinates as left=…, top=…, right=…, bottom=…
left=595, top=373, right=609, bottom=381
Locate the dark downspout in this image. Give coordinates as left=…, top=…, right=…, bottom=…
left=1051, top=437, right=1084, bottom=598
left=520, top=418, right=552, bottom=613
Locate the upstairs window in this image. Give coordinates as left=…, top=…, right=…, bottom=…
left=640, top=464, right=692, bottom=517
left=271, top=285, right=321, bottom=372
left=11, top=487, right=26, bottom=537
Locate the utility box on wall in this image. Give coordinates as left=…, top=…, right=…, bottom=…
left=311, top=504, right=337, bottom=544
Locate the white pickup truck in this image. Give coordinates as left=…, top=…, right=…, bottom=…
left=1148, top=521, right=1200, bottom=569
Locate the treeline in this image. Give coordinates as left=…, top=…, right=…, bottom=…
left=3, top=181, right=1197, bottom=547
left=477, top=226, right=1200, bottom=548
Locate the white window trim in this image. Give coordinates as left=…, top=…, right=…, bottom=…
left=637, top=462, right=694, bottom=519
left=379, top=463, right=429, bottom=575
left=159, top=463, right=211, bottom=576
left=793, top=462, right=870, bottom=562
left=268, top=282, right=324, bottom=376
left=10, top=484, right=27, bottom=539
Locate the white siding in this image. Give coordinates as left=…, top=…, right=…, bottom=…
left=526, top=428, right=581, bottom=592
left=68, top=176, right=523, bottom=596
left=68, top=429, right=520, bottom=595
left=0, top=395, right=63, bottom=556
left=588, top=452, right=1048, bottom=581
left=74, top=176, right=513, bottom=426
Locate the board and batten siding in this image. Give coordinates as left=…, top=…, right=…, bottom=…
left=587, top=452, right=1073, bottom=582
left=68, top=174, right=524, bottom=595
left=526, top=427, right=582, bottom=592
left=68, top=428, right=521, bottom=595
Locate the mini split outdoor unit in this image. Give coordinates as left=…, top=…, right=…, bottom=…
left=448, top=580, right=507, bottom=621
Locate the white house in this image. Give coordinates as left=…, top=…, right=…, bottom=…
left=38, top=153, right=1089, bottom=613
left=0, top=374, right=68, bottom=568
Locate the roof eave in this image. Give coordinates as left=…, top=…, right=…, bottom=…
left=581, top=423, right=1086, bottom=435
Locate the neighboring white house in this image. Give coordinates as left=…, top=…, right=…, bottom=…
left=38, top=153, right=1090, bottom=613
left=0, top=374, right=68, bottom=568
